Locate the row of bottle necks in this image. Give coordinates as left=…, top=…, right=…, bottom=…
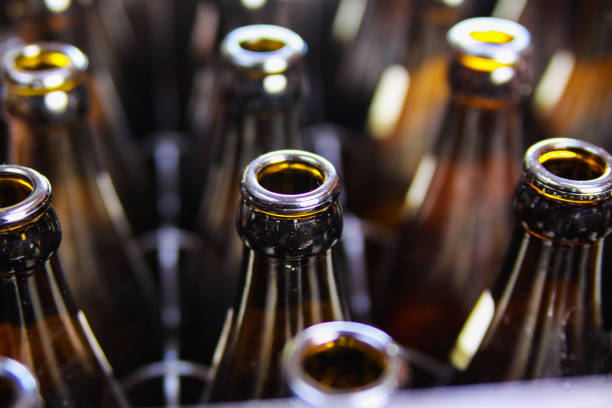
left=0, top=1, right=612, bottom=406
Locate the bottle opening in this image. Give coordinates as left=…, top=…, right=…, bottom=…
left=15, top=50, right=71, bottom=71
left=283, top=321, right=404, bottom=407
left=524, top=138, right=612, bottom=203
left=3, top=43, right=89, bottom=94
left=469, top=30, right=514, bottom=45
left=0, top=166, right=52, bottom=229
left=539, top=149, right=607, bottom=181
left=0, top=177, right=33, bottom=208
left=257, top=162, right=324, bottom=195
left=301, top=336, right=387, bottom=390
left=239, top=38, right=286, bottom=53
left=242, top=150, right=339, bottom=216
left=222, top=25, right=306, bottom=72
left=0, top=380, right=17, bottom=407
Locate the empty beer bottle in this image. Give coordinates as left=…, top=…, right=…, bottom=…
left=0, top=164, right=129, bottom=407
left=205, top=150, right=348, bottom=402
left=377, top=17, right=531, bottom=366
left=182, top=24, right=307, bottom=364
left=451, top=138, right=612, bottom=382
left=3, top=0, right=153, bottom=233
left=283, top=321, right=407, bottom=408
left=1, top=42, right=161, bottom=378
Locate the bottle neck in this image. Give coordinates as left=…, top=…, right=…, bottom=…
left=208, top=246, right=346, bottom=401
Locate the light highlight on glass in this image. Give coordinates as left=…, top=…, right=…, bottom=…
left=44, top=91, right=69, bottom=113
left=367, top=64, right=410, bottom=140
left=450, top=291, right=495, bottom=370
left=263, top=74, right=287, bottom=94
left=332, top=0, right=368, bottom=43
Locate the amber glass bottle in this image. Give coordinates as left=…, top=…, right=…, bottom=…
left=182, top=24, right=307, bottom=363
left=3, top=0, right=152, bottom=233
left=205, top=150, right=348, bottom=402
left=532, top=0, right=612, bottom=152
left=283, top=321, right=407, bottom=408
left=354, top=0, right=481, bottom=227
left=1, top=42, right=160, bottom=378
left=451, top=138, right=612, bottom=381
left=0, top=164, right=129, bottom=407
left=377, top=17, right=531, bottom=365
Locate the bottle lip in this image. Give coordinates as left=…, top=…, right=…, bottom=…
left=2, top=42, right=89, bottom=95
left=447, top=17, right=530, bottom=66
left=241, top=149, right=340, bottom=216
left=524, top=138, right=612, bottom=203
left=282, top=321, right=403, bottom=408
left=221, top=24, right=307, bottom=73
left=0, top=357, right=40, bottom=408
left=0, top=165, right=52, bottom=230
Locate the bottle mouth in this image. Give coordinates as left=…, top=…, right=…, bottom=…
left=447, top=17, right=530, bottom=72
left=524, top=138, right=612, bottom=203
left=222, top=24, right=307, bottom=74
left=0, top=165, right=52, bottom=230
left=241, top=150, right=340, bottom=216
left=282, top=321, right=403, bottom=408
left=2, top=42, right=88, bottom=95
left=0, top=358, right=40, bottom=408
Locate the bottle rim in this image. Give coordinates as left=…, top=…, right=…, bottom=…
left=221, top=24, right=307, bottom=73
left=2, top=42, right=89, bottom=96
left=282, top=321, right=403, bottom=408
left=524, top=138, right=612, bottom=203
left=0, top=165, right=52, bottom=229
left=0, top=357, right=40, bottom=408
left=447, top=17, right=530, bottom=66
left=241, top=149, right=340, bottom=216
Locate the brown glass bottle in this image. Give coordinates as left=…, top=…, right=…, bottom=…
left=451, top=138, right=612, bottom=382
left=529, top=0, right=612, bottom=151
left=376, top=17, right=531, bottom=366
left=283, top=321, right=407, bottom=408
left=353, top=0, right=482, bottom=228
left=205, top=150, right=348, bottom=402
left=182, top=24, right=307, bottom=364
left=0, top=164, right=129, bottom=407
left=1, top=42, right=161, bottom=378
left=3, top=0, right=152, bottom=233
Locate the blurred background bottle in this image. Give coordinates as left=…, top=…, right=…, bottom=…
left=1, top=0, right=154, bottom=233
left=1, top=42, right=161, bottom=379
left=451, top=138, right=612, bottom=381
left=375, top=17, right=531, bottom=369
left=0, top=164, right=129, bottom=407
left=181, top=24, right=308, bottom=365
left=205, top=150, right=348, bottom=402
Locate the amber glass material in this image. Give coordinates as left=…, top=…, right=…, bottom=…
left=182, top=24, right=307, bottom=364
left=531, top=1, right=612, bottom=152
left=205, top=150, right=348, bottom=402
left=283, top=321, right=406, bottom=408
left=377, top=18, right=531, bottom=366
left=0, top=164, right=129, bottom=407
left=352, top=0, right=481, bottom=227
left=2, top=0, right=152, bottom=233
left=451, top=138, right=612, bottom=381
left=1, top=42, right=160, bottom=378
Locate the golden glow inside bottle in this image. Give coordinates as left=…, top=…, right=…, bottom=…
left=1, top=42, right=160, bottom=379
left=377, top=17, right=531, bottom=368
left=283, top=321, right=407, bottom=408
left=205, top=150, right=348, bottom=402
left=182, top=24, right=307, bottom=364
left=0, top=164, right=129, bottom=407
left=452, top=138, right=612, bottom=381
